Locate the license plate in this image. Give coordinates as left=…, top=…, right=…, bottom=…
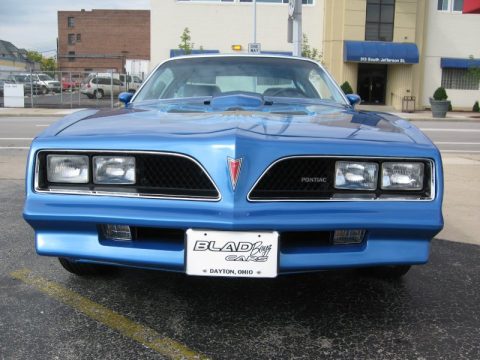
left=186, top=229, right=279, bottom=278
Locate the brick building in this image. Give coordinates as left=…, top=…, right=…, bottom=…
left=57, top=9, right=150, bottom=74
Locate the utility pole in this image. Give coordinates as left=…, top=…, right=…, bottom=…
left=288, top=0, right=302, bottom=57
left=253, top=0, right=257, bottom=44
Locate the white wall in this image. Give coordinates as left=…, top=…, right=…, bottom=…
left=150, top=0, right=324, bottom=68
left=125, top=59, right=150, bottom=78
left=422, top=0, right=480, bottom=109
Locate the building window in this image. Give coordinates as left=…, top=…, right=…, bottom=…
left=452, top=0, right=463, bottom=11
left=76, top=34, right=81, bottom=42
left=441, top=68, right=479, bottom=90
left=437, top=0, right=449, bottom=10
left=68, top=34, right=75, bottom=45
left=68, top=51, right=75, bottom=62
left=437, top=0, right=464, bottom=12
left=67, top=17, right=75, bottom=27
left=365, top=0, right=395, bottom=42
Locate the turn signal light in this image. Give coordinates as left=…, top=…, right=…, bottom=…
left=333, top=229, right=365, bottom=244
left=102, top=224, right=132, bottom=241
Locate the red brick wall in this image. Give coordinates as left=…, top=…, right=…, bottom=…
left=58, top=9, right=150, bottom=73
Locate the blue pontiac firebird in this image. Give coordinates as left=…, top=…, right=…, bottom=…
left=23, top=55, right=444, bottom=279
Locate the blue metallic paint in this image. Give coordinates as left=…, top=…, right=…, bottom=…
left=24, top=101, right=444, bottom=274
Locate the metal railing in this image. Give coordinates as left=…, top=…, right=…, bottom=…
left=0, top=70, right=145, bottom=109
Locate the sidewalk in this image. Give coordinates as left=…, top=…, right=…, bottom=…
left=388, top=110, right=480, bottom=122
left=357, top=105, right=480, bottom=121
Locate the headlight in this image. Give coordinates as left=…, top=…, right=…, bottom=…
left=93, top=156, right=135, bottom=184
left=47, top=155, right=89, bottom=183
left=382, top=162, right=424, bottom=190
left=335, top=161, right=378, bottom=190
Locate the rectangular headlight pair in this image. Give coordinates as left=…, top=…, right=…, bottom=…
left=335, top=161, right=424, bottom=191
left=47, top=155, right=136, bottom=184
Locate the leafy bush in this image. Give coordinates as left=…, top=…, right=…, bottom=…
left=473, top=101, right=480, bottom=112
left=178, top=28, right=194, bottom=55
left=448, top=102, right=452, bottom=111
left=433, top=87, right=448, bottom=101
left=301, top=34, right=322, bottom=62
left=340, top=81, right=354, bottom=95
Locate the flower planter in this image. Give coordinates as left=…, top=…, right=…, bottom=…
left=429, top=98, right=450, bottom=118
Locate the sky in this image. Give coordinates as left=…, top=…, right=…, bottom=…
left=0, top=0, right=150, bottom=56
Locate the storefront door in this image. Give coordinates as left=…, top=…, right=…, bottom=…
left=357, top=64, right=388, bottom=104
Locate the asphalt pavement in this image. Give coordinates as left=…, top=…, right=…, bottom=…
left=1, top=116, right=479, bottom=152
left=1, top=116, right=480, bottom=359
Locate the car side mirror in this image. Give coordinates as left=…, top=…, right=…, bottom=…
left=346, top=94, right=361, bottom=107
left=118, top=92, right=134, bottom=107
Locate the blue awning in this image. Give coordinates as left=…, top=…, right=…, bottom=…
left=344, top=41, right=419, bottom=64
left=441, top=57, right=480, bottom=69
left=170, top=49, right=219, bottom=58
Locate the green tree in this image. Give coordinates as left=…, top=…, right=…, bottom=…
left=473, top=101, right=479, bottom=112
left=178, top=28, right=194, bottom=55
left=340, top=81, right=354, bottom=95
left=41, top=57, right=57, bottom=72
left=26, top=50, right=57, bottom=73
left=301, top=34, right=322, bottom=62
left=433, top=87, right=448, bottom=101
left=26, top=50, right=43, bottom=63
left=468, top=55, right=480, bottom=82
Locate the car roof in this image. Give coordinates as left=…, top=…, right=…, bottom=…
left=162, top=53, right=322, bottom=66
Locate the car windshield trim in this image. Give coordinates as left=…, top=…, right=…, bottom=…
left=132, top=95, right=347, bottom=115
left=132, top=56, right=349, bottom=107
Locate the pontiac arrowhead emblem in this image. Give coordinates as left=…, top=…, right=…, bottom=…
left=227, top=157, right=243, bottom=191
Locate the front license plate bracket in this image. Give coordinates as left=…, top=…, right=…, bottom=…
left=185, top=229, right=279, bottom=278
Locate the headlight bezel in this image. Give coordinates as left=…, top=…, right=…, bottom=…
left=93, top=156, right=136, bottom=185
left=46, top=154, right=89, bottom=184
left=334, top=161, right=379, bottom=191
left=381, top=162, right=425, bottom=191
left=34, top=151, right=434, bottom=202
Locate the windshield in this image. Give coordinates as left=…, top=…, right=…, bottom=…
left=11, top=75, right=27, bottom=82
left=38, top=75, right=53, bottom=81
left=133, top=57, right=347, bottom=105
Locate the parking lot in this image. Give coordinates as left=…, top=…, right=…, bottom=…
left=1, top=117, right=479, bottom=359
left=0, top=90, right=119, bottom=109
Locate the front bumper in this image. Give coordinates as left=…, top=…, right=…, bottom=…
left=24, top=193, right=442, bottom=274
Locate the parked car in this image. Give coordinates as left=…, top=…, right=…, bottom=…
left=61, top=77, right=80, bottom=91
left=80, top=75, right=124, bottom=99
left=119, top=74, right=143, bottom=92
left=6, top=74, right=41, bottom=95
left=23, top=73, right=61, bottom=94
left=23, top=55, right=444, bottom=279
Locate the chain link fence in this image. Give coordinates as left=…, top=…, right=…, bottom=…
left=0, top=70, right=145, bottom=109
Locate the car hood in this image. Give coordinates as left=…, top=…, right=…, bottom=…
left=48, top=104, right=431, bottom=145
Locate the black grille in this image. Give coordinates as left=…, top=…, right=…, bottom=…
left=249, top=157, right=432, bottom=201
left=250, top=158, right=336, bottom=200
left=36, top=151, right=219, bottom=200
left=134, top=154, right=218, bottom=198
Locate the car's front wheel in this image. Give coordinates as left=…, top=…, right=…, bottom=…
left=41, top=86, right=48, bottom=95
left=359, top=265, right=411, bottom=279
left=94, top=89, right=104, bottom=99
left=58, top=258, right=115, bottom=276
